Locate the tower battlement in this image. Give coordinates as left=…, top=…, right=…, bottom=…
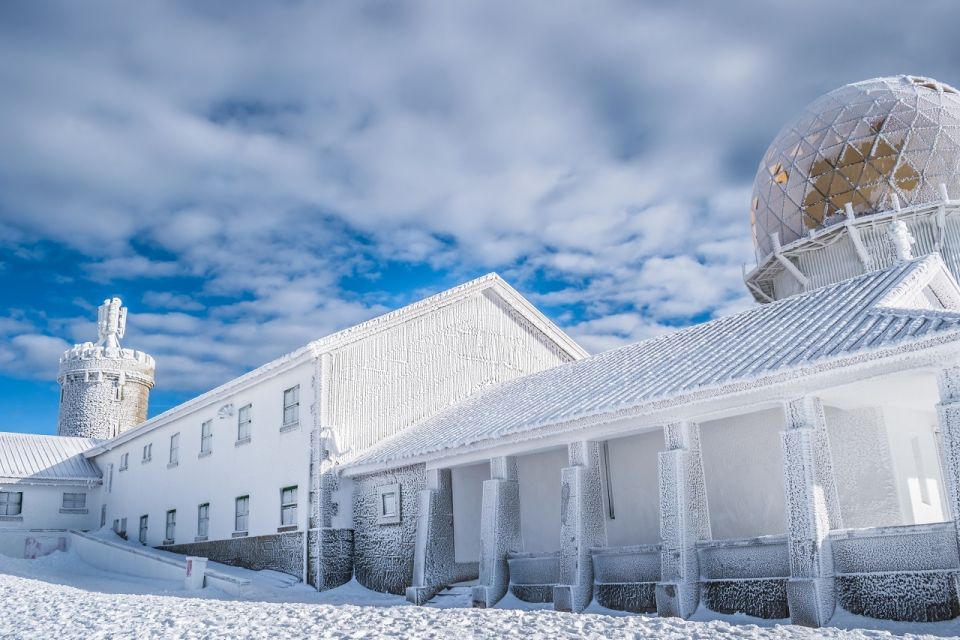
left=56, top=298, right=156, bottom=439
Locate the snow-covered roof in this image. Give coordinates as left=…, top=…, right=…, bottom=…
left=347, top=254, right=960, bottom=470
left=86, top=273, right=587, bottom=457
left=0, top=432, right=102, bottom=485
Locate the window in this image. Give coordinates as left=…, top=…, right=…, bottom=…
left=282, top=386, right=299, bottom=427
left=376, top=484, right=401, bottom=525
left=169, top=433, right=180, bottom=466
left=62, top=493, right=86, bottom=510
left=119, top=452, right=129, bottom=471
left=100, top=504, right=107, bottom=527
left=138, top=515, right=148, bottom=545
left=142, top=443, right=152, bottom=462
left=165, top=510, right=176, bottom=542
left=200, top=420, right=213, bottom=455
left=197, top=503, right=210, bottom=539
left=280, top=486, right=297, bottom=528
left=0, top=491, right=23, bottom=517
left=912, top=436, right=932, bottom=506
left=120, top=517, right=127, bottom=537
left=237, top=404, right=252, bottom=442
left=235, top=496, right=249, bottom=533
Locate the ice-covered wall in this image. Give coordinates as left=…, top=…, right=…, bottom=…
left=325, top=291, right=574, bottom=458
left=58, top=347, right=155, bottom=439
left=824, top=406, right=903, bottom=528
left=603, top=430, right=662, bottom=546
left=352, top=464, right=425, bottom=595
left=160, top=531, right=304, bottom=578
left=700, top=408, right=787, bottom=539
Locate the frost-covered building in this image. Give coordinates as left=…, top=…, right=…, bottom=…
left=3, top=74, right=960, bottom=629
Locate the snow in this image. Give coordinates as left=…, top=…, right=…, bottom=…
left=3, top=551, right=960, bottom=639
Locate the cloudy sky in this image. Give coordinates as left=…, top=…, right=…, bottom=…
left=2, top=1, right=959, bottom=434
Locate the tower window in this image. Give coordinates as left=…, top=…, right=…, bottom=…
left=164, top=509, right=176, bottom=544
left=234, top=496, right=249, bottom=534
left=197, top=503, right=210, bottom=539
left=237, top=404, right=252, bottom=442
left=200, top=420, right=213, bottom=455
left=0, top=491, right=23, bottom=517
left=282, top=386, right=300, bottom=428
left=169, top=433, right=180, bottom=466
left=280, top=486, right=298, bottom=528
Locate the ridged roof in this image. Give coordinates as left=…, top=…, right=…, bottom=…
left=0, top=433, right=102, bottom=484
left=349, top=255, right=960, bottom=468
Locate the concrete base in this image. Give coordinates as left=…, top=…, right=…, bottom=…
left=406, top=585, right=440, bottom=606
left=655, top=581, right=696, bottom=619
left=472, top=584, right=496, bottom=608
left=785, top=578, right=833, bottom=628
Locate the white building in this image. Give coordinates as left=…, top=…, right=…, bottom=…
left=3, top=74, right=960, bottom=628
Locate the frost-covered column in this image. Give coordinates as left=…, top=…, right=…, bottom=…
left=308, top=352, right=354, bottom=591
left=936, top=367, right=960, bottom=553
left=656, top=420, right=710, bottom=619
left=781, top=396, right=842, bottom=628
left=472, top=456, right=521, bottom=608
left=407, top=468, right=456, bottom=605
left=555, top=441, right=607, bottom=613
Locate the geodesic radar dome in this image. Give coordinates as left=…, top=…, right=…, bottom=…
left=751, top=75, right=960, bottom=258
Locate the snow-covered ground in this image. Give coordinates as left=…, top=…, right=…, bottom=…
left=3, top=551, right=960, bottom=639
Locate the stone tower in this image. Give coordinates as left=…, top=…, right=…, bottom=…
left=56, top=298, right=155, bottom=439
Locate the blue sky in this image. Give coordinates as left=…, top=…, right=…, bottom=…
left=2, top=1, right=959, bottom=434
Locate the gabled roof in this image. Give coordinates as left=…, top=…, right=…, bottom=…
left=86, top=273, right=587, bottom=456
left=348, top=254, right=960, bottom=470
left=0, top=433, right=102, bottom=485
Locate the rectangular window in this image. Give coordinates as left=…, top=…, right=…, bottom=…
left=237, top=404, right=252, bottom=441
left=282, top=385, right=299, bottom=427
left=138, top=515, right=148, bottom=545
left=197, top=503, right=209, bottom=538
left=200, top=420, right=213, bottom=454
left=280, top=486, right=297, bottom=527
left=376, top=484, right=401, bottom=525
left=119, top=452, right=129, bottom=471
left=142, top=443, right=152, bottom=462
left=120, top=517, right=127, bottom=536
left=169, top=433, right=180, bottom=465
left=235, top=496, right=249, bottom=533
left=0, top=491, right=23, bottom=516
left=165, top=510, right=176, bottom=542
left=62, top=493, right=86, bottom=510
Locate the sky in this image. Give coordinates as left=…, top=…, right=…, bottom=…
left=1, top=1, right=959, bottom=435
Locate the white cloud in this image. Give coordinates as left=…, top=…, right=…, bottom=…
left=0, top=1, right=956, bottom=392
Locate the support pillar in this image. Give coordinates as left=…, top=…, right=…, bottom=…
left=656, top=420, right=711, bottom=619
left=472, top=456, right=521, bottom=608
left=406, top=469, right=455, bottom=605
left=936, top=367, right=960, bottom=554
left=555, top=441, right=607, bottom=612
left=781, top=396, right=842, bottom=628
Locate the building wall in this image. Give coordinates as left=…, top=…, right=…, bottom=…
left=825, top=406, right=903, bottom=528
left=700, top=408, right=787, bottom=539
left=325, top=290, right=574, bottom=458
left=451, top=461, right=489, bottom=563
left=517, top=448, right=567, bottom=553
left=0, top=483, right=100, bottom=532
left=352, top=464, right=425, bottom=595
left=93, top=361, right=313, bottom=558
left=603, top=430, right=662, bottom=547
